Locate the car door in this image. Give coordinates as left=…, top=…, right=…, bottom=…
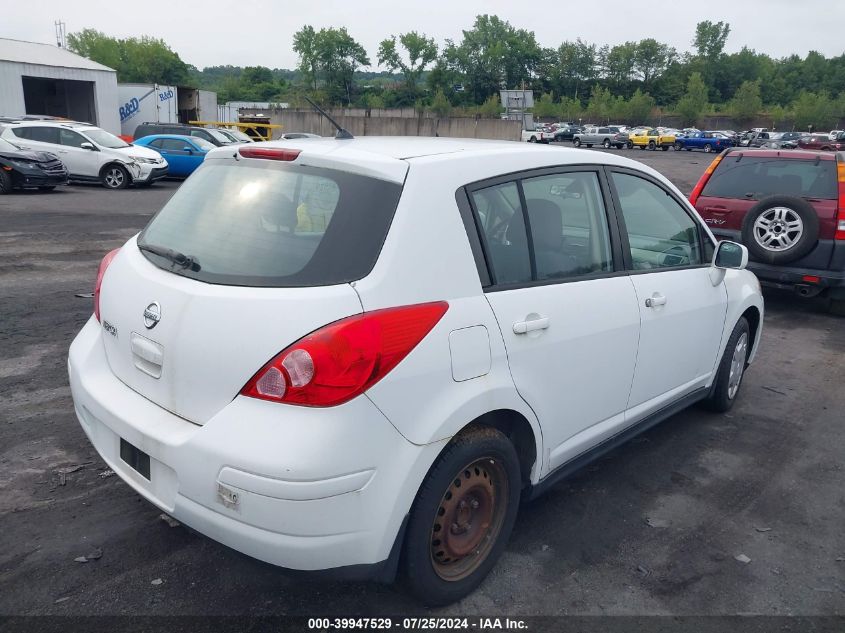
left=467, top=168, right=641, bottom=472
left=154, top=138, right=190, bottom=176
left=57, top=128, right=101, bottom=178
left=10, top=125, right=60, bottom=155
left=607, top=169, right=726, bottom=421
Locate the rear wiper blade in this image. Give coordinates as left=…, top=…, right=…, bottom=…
left=138, top=243, right=201, bottom=271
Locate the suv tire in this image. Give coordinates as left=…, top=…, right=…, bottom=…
left=741, top=195, right=819, bottom=264
left=702, top=317, right=750, bottom=412
left=101, top=164, right=129, bottom=190
left=603, top=139, right=611, bottom=148
left=648, top=140, right=656, bottom=150
left=573, top=138, right=581, bottom=147
left=0, top=169, right=11, bottom=194
left=402, top=426, right=521, bottom=606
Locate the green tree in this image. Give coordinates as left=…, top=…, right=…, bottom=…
left=676, top=71, right=709, bottom=126
left=532, top=92, right=558, bottom=118
left=293, top=26, right=370, bottom=105
left=292, top=25, right=319, bottom=90
left=477, top=94, right=502, bottom=117
left=792, top=91, right=835, bottom=130
left=429, top=89, right=452, bottom=118
left=634, top=39, right=674, bottom=87
left=626, top=88, right=655, bottom=124
left=586, top=85, right=614, bottom=123
left=377, top=31, right=438, bottom=101
left=442, top=15, right=542, bottom=103
left=730, top=80, right=763, bottom=124
left=693, top=21, right=731, bottom=60
left=66, top=29, right=121, bottom=70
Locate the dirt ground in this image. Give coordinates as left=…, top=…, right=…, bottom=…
left=1, top=149, right=843, bottom=618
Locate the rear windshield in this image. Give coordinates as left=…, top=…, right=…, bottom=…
left=701, top=156, right=838, bottom=200
left=138, top=161, right=403, bottom=287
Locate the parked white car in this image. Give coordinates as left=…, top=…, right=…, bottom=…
left=521, top=127, right=553, bottom=143
left=0, top=121, right=167, bottom=189
left=68, top=137, right=763, bottom=605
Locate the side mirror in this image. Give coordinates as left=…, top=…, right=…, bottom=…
left=183, top=146, right=193, bottom=153
left=80, top=142, right=96, bottom=151
left=714, top=240, right=748, bottom=270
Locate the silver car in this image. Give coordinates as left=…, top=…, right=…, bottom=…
left=573, top=126, right=626, bottom=149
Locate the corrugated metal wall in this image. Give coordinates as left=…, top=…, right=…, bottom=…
left=0, top=61, right=120, bottom=134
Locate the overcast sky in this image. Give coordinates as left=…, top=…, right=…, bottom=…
left=6, top=0, right=845, bottom=70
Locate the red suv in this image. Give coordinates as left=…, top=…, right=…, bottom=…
left=691, top=148, right=845, bottom=313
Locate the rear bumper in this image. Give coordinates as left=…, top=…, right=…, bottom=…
left=68, top=316, right=443, bottom=574
left=709, top=230, right=845, bottom=296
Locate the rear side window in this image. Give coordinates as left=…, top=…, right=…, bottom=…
left=14, top=126, right=59, bottom=144
left=139, top=161, right=403, bottom=287
left=702, top=156, right=837, bottom=200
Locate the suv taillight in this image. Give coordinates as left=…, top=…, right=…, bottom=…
left=836, top=161, right=845, bottom=240
left=94, top=248, right=120, bottom=322
left=689, top=153, right=725, bottom=207
left=240, top=302, right=448, bottom=407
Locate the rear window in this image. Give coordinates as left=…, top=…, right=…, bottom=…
left=138, top=161, right=403, bottom=287
left=701, top=156, right=838, bottom=200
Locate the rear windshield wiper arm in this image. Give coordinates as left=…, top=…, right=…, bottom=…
left=138, top=242, right=201, bottom=272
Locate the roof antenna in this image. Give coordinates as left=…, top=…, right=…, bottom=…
left=303, top=96, right=354, bottom=140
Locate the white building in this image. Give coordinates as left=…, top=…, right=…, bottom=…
left=0, top=38, right=120, bottom=134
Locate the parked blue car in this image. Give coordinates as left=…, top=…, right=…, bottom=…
left=132, top=134, right=215, bottom=177
left=673, top=131, right=733, bottom=153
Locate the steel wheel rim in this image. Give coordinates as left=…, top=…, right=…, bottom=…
left=728, top=332, right=748, bottom=399
left=603, top=139, right=610, bottom=148
left=105, top=168, right=124, bottom=188
left=430, top=457, right=509, bottom=581
left=753, top=207, right=803, bottom=251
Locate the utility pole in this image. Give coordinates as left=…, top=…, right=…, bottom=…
left=54, top=20, right=66, bottom=48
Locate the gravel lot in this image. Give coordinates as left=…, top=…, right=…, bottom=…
left=1, top=149, right=843, bottom=618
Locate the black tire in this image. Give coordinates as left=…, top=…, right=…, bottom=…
left=0, top=169, right=11, bottom=194
left=661, top=145, right=669, bottom=151
left=528, top=136, right=537, bottom=143
left=626, top=141, right=633, bottom=149
left=741, top=195, right=819, bottom=264
left=586, top=144, right=593, bottom=147
left=38, top=185, right=56, bottom=191
left=673, top=142, right=683, bottom=151
left=703, top=143, right=713, bottom=153
left=101, top=164, right=129, bottom=190
left=616, top=144, right=624, bottom=149
left=573, top=138, right=581, bottom=147
left=648, top=140, right=656, bottom=150
left=402, top=426, right=521, bottom=606
left=702, top=317, right=751, bottom=412
left=602, top=139, right=611, bottom=149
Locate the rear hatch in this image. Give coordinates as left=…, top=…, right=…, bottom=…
left=97, top=152, right=404, bottom=424
left=696, top=152, right=839, bottom=239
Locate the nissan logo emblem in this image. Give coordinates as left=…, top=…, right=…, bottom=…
left=143, top=302, right=161, bottom=329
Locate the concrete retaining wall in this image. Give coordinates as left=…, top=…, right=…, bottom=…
left=244, top=110, right=522, bottom=141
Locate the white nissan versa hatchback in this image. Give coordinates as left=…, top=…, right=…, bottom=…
left=68, top=137, right=763, bottom=605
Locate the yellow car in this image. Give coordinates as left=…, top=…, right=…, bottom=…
left=629, top=128, right=676, bottom=151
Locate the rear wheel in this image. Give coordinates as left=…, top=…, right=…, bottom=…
left=602, top=139, right=611, bottom=149
left=403, top=427, right=521, bottom=606
left=702, top=317, right=750, bottom=412
left=573, top=138, right=581, bottom=147
left=616, top=143, right=624, bottom=149
left=528, top=136, right=537, bottom=143
left=101, top=164, right=129, bottom=190
left=661, top=145, right=669, bottom=151
left=674, top=142, right=683, bottom=151
left=703, top=143, right=713, bottom=153
left=648, top=140, right=656, bottom=150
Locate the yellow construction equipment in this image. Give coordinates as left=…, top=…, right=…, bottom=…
left=188, top=120, right=282, bottom=142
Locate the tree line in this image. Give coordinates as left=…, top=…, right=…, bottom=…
left=67, top=18, right=845, bottom=128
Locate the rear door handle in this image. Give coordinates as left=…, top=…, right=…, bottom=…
left=645, top=294, right=667, bottom=308
left=513, top=316, right=550, bottom=334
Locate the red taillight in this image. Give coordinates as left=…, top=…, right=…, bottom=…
left=836, top=161, right=845, bottom=241
left=238, top=147, right=301, bottom=161
left=689, top=153, right=724, bottom=207
left=241, top=302, right=449, bottom=407
left=93, top=248, right=120, bottom=322
left=802, top=275, right=821, bottom=284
